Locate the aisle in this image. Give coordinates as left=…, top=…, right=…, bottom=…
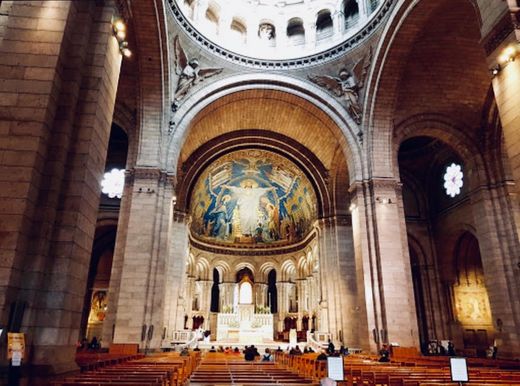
left=189, top=352, right=319, bottom=385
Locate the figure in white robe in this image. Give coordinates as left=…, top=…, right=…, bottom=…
left=222, top=179, right=275, bottom=235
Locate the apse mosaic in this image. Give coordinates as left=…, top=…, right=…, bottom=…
left=190, top=149, right=318, bottom=246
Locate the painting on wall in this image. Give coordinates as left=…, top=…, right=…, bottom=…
left=190, top=149, right=318, bottom=245
left=88, top=290, right=108, bottom=323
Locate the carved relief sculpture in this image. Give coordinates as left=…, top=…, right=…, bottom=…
left=308, top=48, right=372, bottom=125
left=172, top=35, right=223, bottom=112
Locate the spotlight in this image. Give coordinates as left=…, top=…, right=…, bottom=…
left=113, top=19, right=126, bottom=33
left=498, top=45, right=518, bottom=64
left=116, top=30, right=126, bottom=40
left=349, top=203, right=357, bottom=212
left=122, top=48, right=132, bottom=58
left=490, top=65, right=500, bottom=77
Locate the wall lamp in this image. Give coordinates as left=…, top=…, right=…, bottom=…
left=349, top=203, right=357, bottom=212
left=491, top=44, right=520, bottom=77
left=112, top=17, right=132, bottom=58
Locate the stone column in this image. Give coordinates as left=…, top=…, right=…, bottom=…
left=468, top=181, right=520, bottom=356
left=199, top=279, right=213, bottom=316
left=255, top=282, right=267, bottom=308
left=334, top=10, right=344, bottom=35
left=305, top=21, right=317, bottom=49
left=112, top=170, right=177, bottom=349
left=489, top=24, right=520, bottom=200
left=193, top=0, right=209, bottom=23
left=0, top=0, right=121, bottom=375
left=359, top=0, right=370, bottom=22
left=349, top=179, right=419, bottom=352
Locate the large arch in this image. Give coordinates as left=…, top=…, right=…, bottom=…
left=365, top=0, right=490, bottom=178
left=167, top=75, right=364, bottom=183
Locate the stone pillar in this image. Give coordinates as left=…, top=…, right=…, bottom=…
left=349, top=179, right=419, bottom=352
left=334, top=10, right=344, bottom=35
left=194, top=0, right=209, bottom=23
left=112, top=170, right=176, bottom=349
left=488, top=18, right=520, bottom=201
left=0, top=0, right=121, bottom=375
left=305, top=21, right=317, bottom=49
left=198, top=279, right=213, bottom=315
left=359, top=0, right=370, bottom=22
left=469, top=181, right=520, bottom=357
left=275, top=20, right=288, bottom=48
left=255, top=282, right=267, bottom=308
left=315, top=217, right=359, bottom=344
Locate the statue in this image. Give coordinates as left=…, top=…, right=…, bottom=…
left=172, top=35, right=223, bottom=111
left=308, top=48, right=372, bottom=125
left=258, top=23, right=275, bottom=40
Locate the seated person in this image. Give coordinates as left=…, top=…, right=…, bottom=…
left=275, top=346, right=283, bottom=352
left=290, top=345, right=303, bottom=355
left=262, top=348, right=273, bottom=361
left=339, top=345, right=349, bottom=356
left=244, top=346, right=256, bottom=361
left=316, top=350, right=328, bottom=361
left=327, top=339, right=335, bottom=355
left=378, top=344, right=390, bottom=362
left=251, top=345, right=260, bottom=358
left=209, top=345, right=216, bottom=352
left=180, top=347, right=189, bottom=356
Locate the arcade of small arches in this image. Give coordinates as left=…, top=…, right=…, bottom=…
left=183, top=243, right=322, bottom=341
left=178, top=0, right=383, bottom=59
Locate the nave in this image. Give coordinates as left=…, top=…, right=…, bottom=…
left=49, top=347, right=520, bottom=386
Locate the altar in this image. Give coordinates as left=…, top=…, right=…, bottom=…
left=216, top=304, right=274, bottom=343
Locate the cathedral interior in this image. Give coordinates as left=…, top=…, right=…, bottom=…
left=1, top=0, right=520, bottom=382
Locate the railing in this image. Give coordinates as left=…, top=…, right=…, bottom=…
left=161, top=330, right=197, bottom=350
left=307, top=331, right=327, bottom=352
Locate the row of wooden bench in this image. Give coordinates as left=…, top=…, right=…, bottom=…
left=274, top=352, right=520, bottom=385
left=75, top=353, right=145, bottom=372
left=52, top=352, right=200, bottom=386
left=188, top=352, right=319, bottom=385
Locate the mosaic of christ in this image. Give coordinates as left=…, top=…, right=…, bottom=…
left=190, top=149, right=318, bottom=245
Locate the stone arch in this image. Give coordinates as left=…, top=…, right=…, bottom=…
left=235, top=262, right=256, bottom=278
left=195, top=256, right=211, bottom=280
left=128, top=0, right=169, bottom=168
left=280, top=259, right=297, bottom=281
left=168, top=74, right=363, bottom=184
left=394, top=115, right=488, bottom=191
left=365, top=0, right=488, bottom=179
left=212, top=260, right=231, bottom=282
left=259, top=262, right=278, bottom=283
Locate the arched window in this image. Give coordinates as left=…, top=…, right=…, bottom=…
left=267, top=269, right=277, bottom=313
left=368, top=0, right=379, bottom=13
left=316, top=10, right=333, bottom=40
left=210, top=268, right=220, bottom=312
left=287, top=18, right=305, bottom=45
left=205, top=7, right=219, bottom=35
left=239, top=281, right=253, bottom=304
left=343, top=0, right=359, bottom=29
left=230, top=18, right=247, bottom=45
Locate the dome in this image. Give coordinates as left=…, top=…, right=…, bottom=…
left=172, top=0, right=391, bottom=66
left=189, top=149, right=318, bottom=248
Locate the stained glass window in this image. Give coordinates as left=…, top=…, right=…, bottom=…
left=101, top=168, right=125, bottom=199
left=443, top=163, right=463, bottom=198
